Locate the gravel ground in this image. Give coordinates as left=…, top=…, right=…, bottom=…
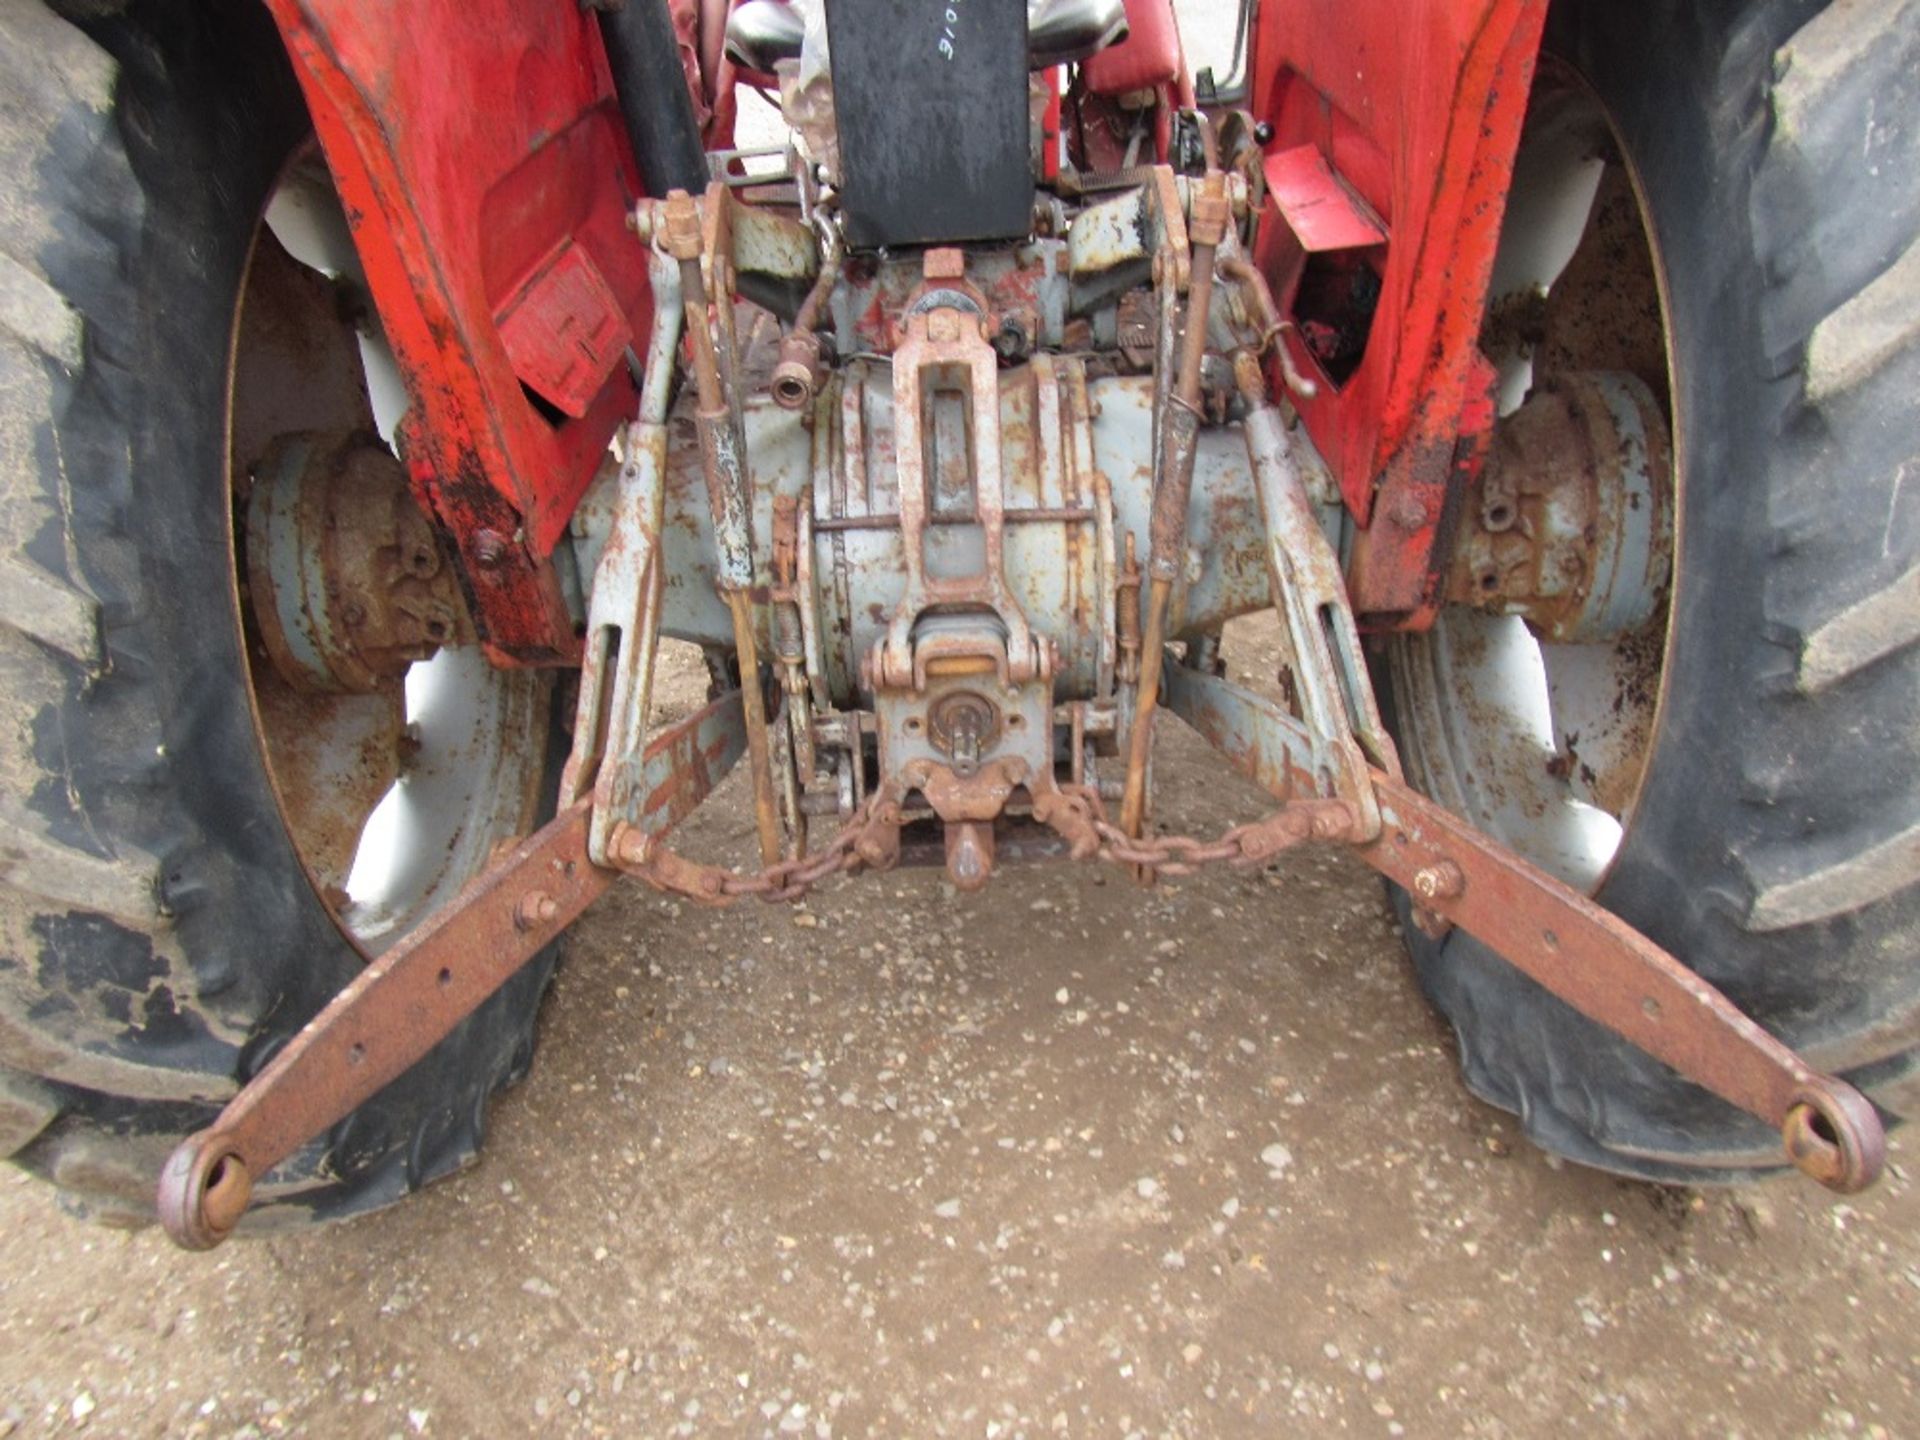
left=2, top=626, right=1918, bottom=1439
left=4, top=12, right=1916, bottom=1434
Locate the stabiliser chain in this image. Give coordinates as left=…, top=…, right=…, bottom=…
left=612, top=782, right=1359, bottom=907
left=157, top=734, right=1885, bottom=1249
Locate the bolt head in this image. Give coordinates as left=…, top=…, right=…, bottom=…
left=923, top=247, right=966, bottom=281
left=472, top=530, right=509, bottom=568
left=1412, top=860, right=1465, bottom=901
left=1389, top=493, right=1430, bottom=530
left=515, top=889, right=558, bottom=931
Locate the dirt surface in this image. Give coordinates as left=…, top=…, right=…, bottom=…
left=3, top=9, right=1915, bottom=1430
left=2, top=620, right=1917, bottom=1439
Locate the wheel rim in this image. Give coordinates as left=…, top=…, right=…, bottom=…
left=1389, top=58, right=1677, bottom=895
left=226, top=149, right=551, bottom=950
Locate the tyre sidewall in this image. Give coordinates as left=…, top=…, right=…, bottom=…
left=1397, top=0, right=1903, bottom=1173
left=37, top=0, right=557, bottom=1210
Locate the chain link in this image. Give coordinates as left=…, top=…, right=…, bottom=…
left=712, top=812, right=873, bottom=902
left=623, top=782, right=1359, bottom=906
left=1059, top=783, right=1357, bottom=875
left=619, top=792, right=889, bottom=907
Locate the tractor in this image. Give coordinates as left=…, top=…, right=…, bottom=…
left=0, top=0, right=1912, bottom=1247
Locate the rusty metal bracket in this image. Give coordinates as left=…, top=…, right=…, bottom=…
left=1240, top=381, right=1392, bottom=838
left=1163, top=661, right=1887, bottom=1194
left=867, top=251, right=1050, bottom=692
left=157, top=802, right=608, bottom=1250
left=562, top=244, right=684, bottom=865
left=156, top=692, right=747, bottom=1251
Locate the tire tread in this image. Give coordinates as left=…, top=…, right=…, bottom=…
left=1396, top=0, right=1920, bottom=1183
left=0, top=0, right=556, bottom=1233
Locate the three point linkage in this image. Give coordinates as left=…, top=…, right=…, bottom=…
left=157, top=711, right=1884, bottom=1252
left=157, top=174, right=1885, bottom=1252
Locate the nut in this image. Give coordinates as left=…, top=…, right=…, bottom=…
left=1388, top=492, right=1430, bottom=531
left=609, top=824, right=652, bottom=869
left=927, top=690, right=1002, bottom=764
left=660, top=189, right=704, bottom=259
left=1188, top=175, right=1232, bottom=248
left=471, top=529, right=510, bottom=569
left=1412, top=860, right=1465, bottom=902
left=514, top=889, right=559, bottom=931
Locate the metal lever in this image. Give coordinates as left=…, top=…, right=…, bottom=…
left=157, top=802, right=609, bottom=1250
left=1119, top=168, right=1230, bottom=845
left=1365, top=769, right=1885, bottom=1193
left=157, top=695, right=749, bottom=1250
left=1165, top=647, right=1886, bottom=1192
left=562, top=245, right=682, bottom=865
left=664, top=187, right=785, bottom=868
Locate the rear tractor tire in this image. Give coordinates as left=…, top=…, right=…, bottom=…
left=1384, top=0, right=1920, bottom=1181
left=0, top=0, right=559, bottom=1228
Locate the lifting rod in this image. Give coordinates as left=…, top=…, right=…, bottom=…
left=664, top=189, right=785, bottom=867
left=1118, top=169, right=1230, bottom=847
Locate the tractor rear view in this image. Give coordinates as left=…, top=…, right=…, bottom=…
left=0, top=0, right=1912, bottom=1246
